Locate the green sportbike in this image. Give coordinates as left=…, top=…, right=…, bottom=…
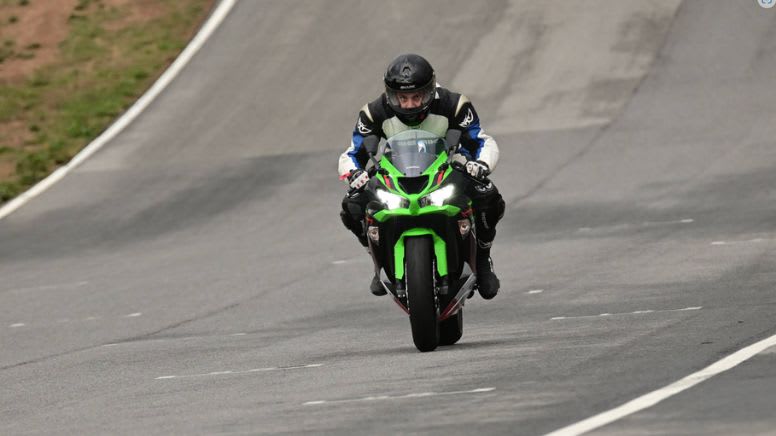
left=357, top=129, right=486, bottom=352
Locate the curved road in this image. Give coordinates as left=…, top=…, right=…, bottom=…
left=2, top=1, right=776, bottom=434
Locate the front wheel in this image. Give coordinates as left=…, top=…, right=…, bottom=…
left=406, top=237, right=439, bottom=352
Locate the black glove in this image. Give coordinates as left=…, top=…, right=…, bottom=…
left=348, top=169, right=369, bottom=190
left=465, top=160, right=490, bottom=180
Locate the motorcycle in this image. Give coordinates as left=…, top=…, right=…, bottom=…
left=353, top=129, right=486, bottom=352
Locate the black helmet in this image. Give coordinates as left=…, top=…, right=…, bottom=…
left=384, top=54, right=436, bottom=124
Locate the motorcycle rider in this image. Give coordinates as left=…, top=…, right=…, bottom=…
left=338, top=53, right=505, bottom=300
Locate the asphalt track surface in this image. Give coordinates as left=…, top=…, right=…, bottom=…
left=2, top=1, right=776, bottom=434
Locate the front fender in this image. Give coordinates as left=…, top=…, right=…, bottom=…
left=394, top=229, right=448, bottom=280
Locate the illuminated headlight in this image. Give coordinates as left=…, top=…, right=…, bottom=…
left=423, top=185, right=455, bottom=207
left=376, top=189, right=407, bottom=210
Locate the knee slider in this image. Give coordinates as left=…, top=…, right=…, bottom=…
left=340, top=209, right=354, bottom=229
left=493, top=197, right=505, bottom=223
left=479, top=194, right=505, bottom=228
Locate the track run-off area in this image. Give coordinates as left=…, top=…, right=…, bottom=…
left=2, top=1, right=776, bottom=434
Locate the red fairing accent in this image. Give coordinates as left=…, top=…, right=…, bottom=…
left=436, top=171, right=444, bottom=185
left=383, top=175, right=392, bottom=189
left=339, top=173, right=351, bottom=181
left=461, top=208, right=474, bottom=218
left=439, top=299, right=461, bottom=320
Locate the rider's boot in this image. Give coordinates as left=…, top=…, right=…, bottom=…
left=365, top=245, right=386, bottom=296
left=370, top=274, right=387, bottom=296
left=476, top=242, right=500, bottom=299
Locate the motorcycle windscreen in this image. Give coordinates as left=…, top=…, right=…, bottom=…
left=384, top=130, right=446, bottom=177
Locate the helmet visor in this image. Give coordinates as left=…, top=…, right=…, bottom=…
left=385, top=81, right=436, bottom=115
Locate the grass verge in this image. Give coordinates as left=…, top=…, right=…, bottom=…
left=0, top=0, right=214, bottom=203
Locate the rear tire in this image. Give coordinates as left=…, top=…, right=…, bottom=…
left=439, top=310, right=463, bottom=345
left=406, top=237, right=439, bottom=352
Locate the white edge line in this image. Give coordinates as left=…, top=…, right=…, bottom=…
left=303, top=387, right=495, bottom=406
left=544, top=333, right=776, bottom=436
left=0, top=0, right=238, bottom=221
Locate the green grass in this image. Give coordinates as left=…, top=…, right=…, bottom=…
left=0, top=0, right=211, bottom=203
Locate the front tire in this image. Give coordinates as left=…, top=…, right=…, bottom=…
left=406, top=237, right=439, bottom=352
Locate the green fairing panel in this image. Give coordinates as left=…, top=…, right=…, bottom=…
left=379, top=157, right=405, bottom=180
left=422, top=152, right=449, bottom=176
left=377, top=152, right=448, bottom=195
left=374, top=204, right=461, bottom=222
left=394, top=228, right=448, bottom=280
left=373, top=155, right=459, bottom=222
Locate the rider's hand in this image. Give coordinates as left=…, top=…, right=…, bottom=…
left=348, top=169, right=369, bottom=190
left=465, top=160, right=490, bottom=180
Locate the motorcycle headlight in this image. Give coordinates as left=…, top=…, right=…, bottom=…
left=423, top=185, right=455, bottom=207
left=376, top=189, right=407, bottom=210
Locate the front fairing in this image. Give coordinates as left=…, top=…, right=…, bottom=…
left=365, top=130, right=470, bottom=220
left=368, top=154, right=463, bottom=220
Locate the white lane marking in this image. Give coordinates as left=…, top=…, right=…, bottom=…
left=711, top=238, right=774, bottom=246
left=8, top=313, right=146, bottom=328
left=155, top=363, right=322, bottom=380
left=641, top=218, right=694, bottom=226
left=303, top=387, right=495, bottom=406
left=10, top=323, right=25, bottom=328
left=332, top=260, right=348, bottom=265
left=0, top=0, right=239, bottom=221
left=101, top=332, right=254, bottom=347
left=551, top=306, right=701, bottom=321
left=544, top=334, right=776, bottom=436
left=2, top=281, right=89, bottom=294
left=577, top=218, right=694, bottom=233
left=528, top=289, right=544, bottom=294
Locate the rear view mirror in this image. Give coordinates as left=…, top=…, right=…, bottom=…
left=444, top=129, right=461, bottom=150
left=363, top=135, right=379, bottom=156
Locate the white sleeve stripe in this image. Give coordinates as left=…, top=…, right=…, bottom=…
left=473, top=130, right=499, bottom=170
left=338, top=141, right=359, bottom=176
left=456, top=95, right=470, bottom=117
left=361, top=104, right=373, bottom=122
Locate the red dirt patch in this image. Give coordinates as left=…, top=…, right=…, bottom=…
left=103, top=0, right=167, bottom=32
left=0, top=0, right=78, bottom=81
left=0, top=157, right=14, bottom=179
left=0, top=119, right=32, bottom=147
